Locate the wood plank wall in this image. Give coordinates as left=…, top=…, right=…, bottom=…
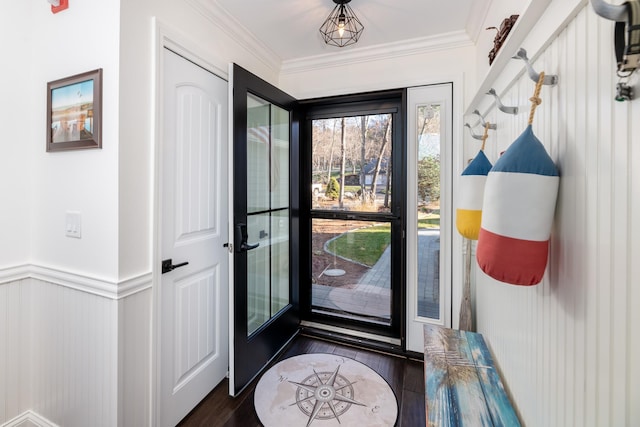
left=0, top=278, right=118, bottom=427
left=474, top=5, right=640, bottom=426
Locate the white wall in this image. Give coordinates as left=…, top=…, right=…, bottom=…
left=0, top=1, right=33, bottom=269
left=29, top=0, right=121, bottom=280
left=470, top=2, right=640, bottom=425
left=280, top=44, right=476, bottom=102
left=0, top=0, right=121, bottom=425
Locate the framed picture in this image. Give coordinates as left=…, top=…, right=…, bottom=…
left=46, top=68, right=102, bottom=152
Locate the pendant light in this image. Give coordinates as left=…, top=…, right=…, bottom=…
left=319, top=0, right=364, bottom=48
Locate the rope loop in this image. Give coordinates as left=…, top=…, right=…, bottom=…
left=528, top=71, right=545, bottom=125
left=481, top=122, right=490, bottom=151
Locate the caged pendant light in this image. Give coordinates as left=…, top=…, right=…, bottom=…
left=319, top=0, right=364, bottom=48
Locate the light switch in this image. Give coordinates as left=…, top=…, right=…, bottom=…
left=65, top=211, right=82, bottom=239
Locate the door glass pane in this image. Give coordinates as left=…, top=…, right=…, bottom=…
left=246, top=94, right=291, bottom=336
left=247, top=213, right=270, bottom=335
left=271, top=210, right=289, bottom=313
left=247, top=95, right=270, bottom=213
left=311, top=218, right=391, bottom=324
left=311, top=115, right=392, bottom=214
left=271, top=105, right=289, bottom=210
left=416, top=104, right=441, bottom=319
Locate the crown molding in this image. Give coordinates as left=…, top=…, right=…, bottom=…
left=281, top=30, right=473, bottom=75
left=185, top=0, right=282, bottom=74
left=184, top=1, right=474, bottom=76
left=466, top=0, right=493, bottom=43
left=0, top=264, right=152, bottom=300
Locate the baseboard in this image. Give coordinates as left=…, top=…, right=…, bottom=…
left=1, top=411, right=59, bottom=427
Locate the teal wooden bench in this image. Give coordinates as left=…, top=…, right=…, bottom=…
left=423, top=324, right=521, bottom=427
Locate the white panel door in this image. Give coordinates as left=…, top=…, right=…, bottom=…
left=159, top=48, right=229, bottom=427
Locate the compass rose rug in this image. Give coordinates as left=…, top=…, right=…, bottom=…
left=254, top=353, right=398, bottom=427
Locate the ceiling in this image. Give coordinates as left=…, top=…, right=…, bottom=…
left=211, top=0, right=491, bottom=63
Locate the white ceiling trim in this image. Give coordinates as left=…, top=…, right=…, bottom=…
left=185, top=0, right=283, bottom=73
left=281, top=30, right=473, bottom=75
left=466, top=0, right=493, bottom=43
left=185, top=0, right=476, bottom=77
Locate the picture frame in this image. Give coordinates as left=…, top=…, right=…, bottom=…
left=46, top=68, right=102, bottom=152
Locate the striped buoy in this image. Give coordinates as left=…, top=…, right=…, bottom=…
left=476, top=125, right=559, bottom=285
left=456, top=150, right=492, bottom=240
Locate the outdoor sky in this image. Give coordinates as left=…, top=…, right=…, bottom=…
left=52, top=80, right=93, bottom=109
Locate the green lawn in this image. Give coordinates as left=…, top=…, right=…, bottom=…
left=326, top=215, right=438, bottom=266
left=327, top=224, right=390, bottom=267
left=418, top=213, right=440, bottom=229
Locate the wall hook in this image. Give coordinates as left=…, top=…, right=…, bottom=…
left=512, top=48, right=558, bottom=85
left=590, top=0, right=627, bottom=21
left=464, top=123, right=485, bottom=140
left=472, top=110, right=497, bottom=130
left=486, top=88, right=519, bottom=115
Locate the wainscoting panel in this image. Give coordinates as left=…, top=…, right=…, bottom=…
left=473, top=4, right=639, bottom=426
left=117, top=288, right=151, bottom=427
left=1, top=275, right=151, bottom=427
left=29, top=278, right=117, bottom=427
left=0, top=280, right=31, bottom=424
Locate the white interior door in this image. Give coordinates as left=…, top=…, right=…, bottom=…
left=406, top=84, right=453, bottom=353
left=159, top=48, right=229, bottom=427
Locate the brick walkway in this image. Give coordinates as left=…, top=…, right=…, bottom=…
left=312, top=229, right=441, bottom=320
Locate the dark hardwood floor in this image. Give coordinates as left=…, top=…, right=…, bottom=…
left=177, top=334, right=425, bottom=427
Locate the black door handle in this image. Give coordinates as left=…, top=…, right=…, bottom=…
left=235, top=223, right=260, bottom=253
left=161, top=259, right=189, bottom=274
left=242, top=241, right=260, bottom=251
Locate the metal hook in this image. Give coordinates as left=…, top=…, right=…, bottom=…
left=512, top=48, right=559, bottom=85
left=486, top=88, right=519, bottom=115
left=615, top=76, right=634, bottom=101
left=590, top=0, right=627, bottom=22
left=472, top=110, right=497, bottom=130
left=464, top=123, right=484, bottom=140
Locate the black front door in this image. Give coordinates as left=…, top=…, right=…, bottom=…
left=229, top=64, right=300, bottom=396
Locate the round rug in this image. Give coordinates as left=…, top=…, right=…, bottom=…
left=254, top=353, right=398, bottom=427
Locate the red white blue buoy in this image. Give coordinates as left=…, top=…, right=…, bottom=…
left=476, top=125, right=559, bottom=286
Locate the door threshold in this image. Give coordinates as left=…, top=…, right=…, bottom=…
left=300, top=321, right=422, bottom=360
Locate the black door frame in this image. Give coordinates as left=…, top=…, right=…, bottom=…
left=298, top=89, right=407, bottom=345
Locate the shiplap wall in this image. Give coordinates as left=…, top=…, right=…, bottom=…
left=474, top=5, right=640, bottom=426
left=0, top=280, right=30, bottom=424
left=0, top=278, right=118, bottom=427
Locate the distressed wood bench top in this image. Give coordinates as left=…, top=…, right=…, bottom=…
left=423, top=324, right=521, bottom=427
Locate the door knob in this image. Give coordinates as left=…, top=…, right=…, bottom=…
left=161, top=259, right=189, bottom=274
